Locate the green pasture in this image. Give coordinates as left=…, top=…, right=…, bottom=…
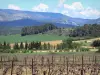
left=0, top=34, right=67, bottom=43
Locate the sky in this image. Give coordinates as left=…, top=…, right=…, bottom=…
left=0, top=0, right=100, bottom=19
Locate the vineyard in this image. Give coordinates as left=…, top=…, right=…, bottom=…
left=0, top=54, right=100, bottom=75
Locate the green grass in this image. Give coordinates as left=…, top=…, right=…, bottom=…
left=0, top=51, right=97, bottom=56
left=0, top=34, right=67, bottom=43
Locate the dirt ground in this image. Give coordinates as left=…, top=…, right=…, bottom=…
left=0, top=53, right=100, bottom=75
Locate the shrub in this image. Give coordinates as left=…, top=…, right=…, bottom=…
left=80, top=48, right=89, bottom=52
left=91, top=40, right=100, bottom=47
left=97, top=47, right=100, bottom=53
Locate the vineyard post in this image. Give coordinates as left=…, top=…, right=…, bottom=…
left=60, top=56, right=61, bottom=65
left=52, top=55, right=53, bottom=67
left=73, top=55, right=74, bottom=64
left=81, top=55, right=83, bottom=75
left=41, top=56, right=44, bottom=66
left=89, top=56, right=90, bottom=64
left=32, top=58, right=35, bottom=75
left=25, top=57, right=27, bottom=75
left=47, top=58, right=50, bottom=75
left=66, top=57, right=68, bottom=75
left=73, top=55, right=75, bottom=75
left=0, top=56, right=3, bottom=72
left=41, top=56, right=44, bottom=71
left=95, top=56, right=97, bottom=65
left=43, top=71, right=46, bottom=75
left=63, top=56, right=65, bottom=69
left=93, top=55, right=94, bottom=64
left=75, top=55, right=76, bottom=64
left=11, top=58, right=14, bottom=75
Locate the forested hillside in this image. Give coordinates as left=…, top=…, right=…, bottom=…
left=21, top=23, right=100, bottom=37
left=44, top=28, right=72, bottom=36
left=70, top=24, right=100, bottom=37
left=21, top=24, right=58, bottom=36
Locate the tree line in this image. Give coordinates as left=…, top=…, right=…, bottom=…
left=1, top=38, right=100, bottom=53
left=21, top=23, right=58, bottom=36
left=13, top=41, right=56, bottom=50
left=70, top=24, right=100, bottom=37
left=56, top=38, right=82, bottom=51
left=0, top=41, right=56, bottom=51
left=0, top=41, right=11, bottom=52
left=0, top=39, right=82, bottom=52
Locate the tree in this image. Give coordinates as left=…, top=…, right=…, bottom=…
left=72, top=42, right=81, bottom=49
left=14, top=43, right=19, bottom=50
left=72, top=42, right=82, bottom=52
left=20, top=42, right=24, bottom=49
left=6, top=43, right=11, bottom=49
left=28, top=43, right=32, bottom=50
left=25, top=41, right=28, bottom=50
left=31, top=41, right=35, bottom=49
left=38, top=42, right=41, bottom=49
left=63, top=38, right=73, bottom=49
left=91, top=40, right=100, bottom=47
left=43, top=43, right=47, bottom=50
left=56, top=44, right=62, bottom=50
left=35, top=42, right=39, bottom=49
left=3, top=41, right=6, bottom=46
left=47, top=43, right=50, bottom=50
left=0, top=42, right=3, bottom=49
left=53, top=45, right=56, bottom=50
left=3, top=41, right=7, bottom=50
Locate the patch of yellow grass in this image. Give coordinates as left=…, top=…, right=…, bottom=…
left=41, top=40, right=62, bottom=46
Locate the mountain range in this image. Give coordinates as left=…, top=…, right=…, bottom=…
left=0, top=9, right=100, bottom=28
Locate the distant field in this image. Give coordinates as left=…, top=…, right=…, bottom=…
left=0, top=51, right=97, bottom=57
left=0, top=34, right=67, bottom=43
left=73, top=37, right=100, bottom=46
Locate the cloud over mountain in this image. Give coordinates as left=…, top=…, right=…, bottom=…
left=8, top=4, right=21, bottom=10
left=0, top=0, right=99, bottom=19
left=32, top=3, right=49, bottom=12
left=61, top=2, right=100, bottom=19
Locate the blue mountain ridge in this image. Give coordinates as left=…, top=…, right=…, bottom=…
left=0, top=9, right=100, bottom=27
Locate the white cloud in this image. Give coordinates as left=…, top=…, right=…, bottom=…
left=64, top=2, right=84, bottom=11
left=58, top=0, right=66, bottom=7
left=80, top=7, right=100, bottom=18
left=32, top=3, right=49, bottom=12
left=62, top=10, right=68, bottom=15
left=62, top=2, right=100, bottom=19
left=53, top=9, right=59, bottom=13
left=72, top=2, right=84, bottom=10
left=8, top=4, right=21, bottom=10
left=62, top=10, right=84, bottom=18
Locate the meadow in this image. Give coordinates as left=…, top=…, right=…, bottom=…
left=0, top=34, right=67, bottom=43
left=0, top=34, right=99, bottom=53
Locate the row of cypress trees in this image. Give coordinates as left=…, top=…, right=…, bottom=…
left=13, top=41, right=55, bottom=50
left=0, top=41, right=57, bottom=50
left=0, top=38, right=84, bottom=51
left=0, top=41, right=10, bottom=50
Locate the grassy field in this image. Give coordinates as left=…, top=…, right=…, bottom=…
left=0, top=34, right=67, bottom=43
left=0, top=51, right=97, bottom=57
